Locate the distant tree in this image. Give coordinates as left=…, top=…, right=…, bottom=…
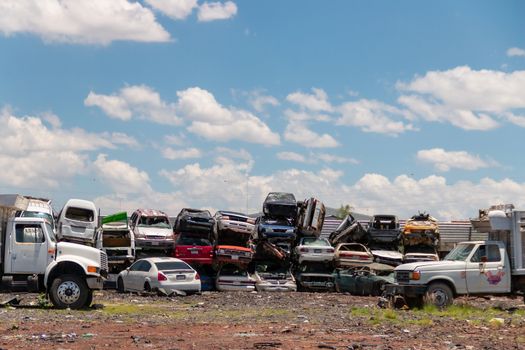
left=335, top=204, right=353, bottom=219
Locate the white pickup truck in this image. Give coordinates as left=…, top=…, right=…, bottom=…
left=0, top=195, right=108, bottom=309
left=385, top=209, right=525, bottom=308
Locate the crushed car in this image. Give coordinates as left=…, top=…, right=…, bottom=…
left=214, top=245, right=253, bottom=264
left=402, top=212, right=440, bottom=262
left=294, top=262, right=335, bottom=292
left=253, top=216, right=297, bottom=242
left=214, top=210, right=255, bottom=237
left=172, top=234, right=214, bottom=266
left=328, top=214, right=367, bottom=246
left=334, top=243, right=374, bottom=267
left=262, top=192, right=298, bottom=221
left=297, top=198, right=326, bottom=237
left=294, top=237, right=334, bottom=264
left=130, top=209, right=175, bottom=253
left=57, top=198, right=98, bottom=245
left=367, top=214, right=401, bottom=244
left=95, top=211, right=135, bottom=274
left=333, top=263, right=394, bottom=296
left=252, top=261, right=296, bottom=292
left=174, top=208, right=214, bottom=236
left=215, top=264, right=256, bottom=292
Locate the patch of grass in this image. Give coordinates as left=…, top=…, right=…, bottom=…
left=349, top=307, right=400, bottom=325
left=409, top=318, right=434, bottom=326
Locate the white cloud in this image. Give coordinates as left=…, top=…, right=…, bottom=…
left=248, top=91, right=280, bottom=112
left=176, top=87, right=232, bottom=123
left=162, top=147, right=202, bottom=160
left=277, top=152, right=308, bottom=163
left=336, top=99, right=415, bottom=135
left=103, top=132, right=140, bottom=149
left=284, top=109, right=332, bottom=122
left=286, top=88, right=333, bottom=112
left=0, top=0, right=170, bottom=45
left=397, top=66, right=525, bottom=130
left=507, top=47, right=525, bottom=57
left=0, top=109, right=121, bottom=187
left=164, top=133, right=187, bottom=146
left=416, top=148, right=497, bottom=172
left=145, top=0, right=198, bottom=20
left=315, top=153, right=359, bottom=165
left=284, top=122, right=339, bottom=148
left=214, top=147, right=252, bottom=161
left=197, top=1, right=237, bottom=22
left=85, top=85, right=181, bottom=125
left=93, top=154, right=152, bottom=194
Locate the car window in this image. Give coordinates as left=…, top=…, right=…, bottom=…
left=220, top=265, right=248, bottom=276
left=129, top=260, right=144, bottom=271
left=65, top=207, right=94, bottom=222
left=139, top=261, right=152, bottom=272
left=342, top=244, right=365, bottom=252
left=177, top=236, right=211, bottom=246
left=471, top=244, right=501, bottom=263
left=302, top=238, right=330, bottom=246
left=155, top=261, right=192, bottom=271
left=15, top=224, right=45, bottom=244
left=138, top=216, right=170, bottom=228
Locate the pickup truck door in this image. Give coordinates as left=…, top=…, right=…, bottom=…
left=9, top=222, right=50, bottom=274
left=466, top=244, right=510, bottom=294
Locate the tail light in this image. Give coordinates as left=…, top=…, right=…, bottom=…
left=195, top=273, right=200, bottom=280
left=158, top=272, right=167, bottom=281
left=327, top=248, right=335, bottom=253
left=300, top=248, right=308, bottom=253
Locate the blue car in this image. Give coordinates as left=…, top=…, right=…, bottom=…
left=253, top=216, right=297, bottom=242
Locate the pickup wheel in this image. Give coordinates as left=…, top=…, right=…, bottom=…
left=85, top=290, right=93, bottom=308
left=425, top=282, right=453, bottom=308
left=49, top=274, right=90, bottom=309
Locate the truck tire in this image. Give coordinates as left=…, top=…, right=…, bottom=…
left=49, top=274, right=90, bottom=309
left=425, top=282, right=453, bottom=308
left=85, top=290, right=93, bottom=308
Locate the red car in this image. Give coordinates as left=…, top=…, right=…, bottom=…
left=214, top=245, right=253, bottom=264
left=172, top=235, right=214, bottom=265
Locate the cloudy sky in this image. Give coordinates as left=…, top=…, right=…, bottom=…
left=1, top=0, right=524, bottom=220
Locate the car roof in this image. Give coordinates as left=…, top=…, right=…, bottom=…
left=137, top=257, right=186, bottom=264
left=134, top=208, right=168, bottom=217
left=64, top=199, right=97, bottom=211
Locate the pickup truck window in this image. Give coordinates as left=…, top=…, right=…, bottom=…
left=16, top=224, right=45, bottom=244
left=444, top=243, right=475, bottom=261
left=470, top=244, right=501, bottom=263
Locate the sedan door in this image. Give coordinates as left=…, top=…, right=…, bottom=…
left=124, top=260, right=144, bottom=291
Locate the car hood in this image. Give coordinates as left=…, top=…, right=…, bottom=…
left=371, top=250, right=403, bottom=259
left=395, top=260, right=466, bottom=272
left=136, top=226, right=172, bottom=237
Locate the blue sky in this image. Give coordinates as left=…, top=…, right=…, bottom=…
left=1, top=0, right=524, bottom=219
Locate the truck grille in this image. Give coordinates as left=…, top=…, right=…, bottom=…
left=395, top=271, right=410, bottom=283
left=100, top=251, right=109, bottom=273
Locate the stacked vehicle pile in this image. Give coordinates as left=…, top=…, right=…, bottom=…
left=401, top=212, right=440, bottom=262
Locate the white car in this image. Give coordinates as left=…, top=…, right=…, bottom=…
left=215, top=264, right=256, bottom=292
left=335, top=243, right=374, bottom=267
left=117, top=257, right=201, bottom=294
left=253, top=263, right=296, bottom=292
left=294, top=237, right=335, bottom=264
left=58, top=199, right=98, bottom=244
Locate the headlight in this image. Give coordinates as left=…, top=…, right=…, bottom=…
left=409, top=271, right=421, bottom=280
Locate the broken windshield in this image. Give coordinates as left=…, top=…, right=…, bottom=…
left=444, top=243, right=475, bottom=261
left=138, top=216, right=171, bottom=228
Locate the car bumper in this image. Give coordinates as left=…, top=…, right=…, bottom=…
left=218, top=221, right=254, bottom=235
left=216, top=284, right=255, bottom=292
left=336, top=259, right=373, bottom=267
left=256, top=283, right=296, bottom=292
left=215, top=254, right=252, bottom=264
left=156, top=280, right=201, bottom=293
left=135, top=238, right=174, bottom=249
left=383, top=283, right=428, bottom=298
left=177, top=257, right=213, bottom=265
left=298, top=253, right=334, bottom=263
left=300, top=281, right=335, bottom=291
left=86, top=276, right=105, bottom=290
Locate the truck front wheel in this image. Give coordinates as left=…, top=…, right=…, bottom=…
left=49, top=274, right=90, bottom=309
left=425, top=282, right=453, bottom=308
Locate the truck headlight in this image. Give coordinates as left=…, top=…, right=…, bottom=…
left=410, top=271, right=421, bottom=280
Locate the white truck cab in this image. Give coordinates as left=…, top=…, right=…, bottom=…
left=1, top=195, right=107, bottom=309
left=386, top=209, right=525, bottom=308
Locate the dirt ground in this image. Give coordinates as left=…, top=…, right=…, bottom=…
left=0, top=290, right=524, bottom=350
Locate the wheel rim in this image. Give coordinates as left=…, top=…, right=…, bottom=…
left=431, top=288, right=448, bottom=307
left=57, top=280, right=81, bottom=305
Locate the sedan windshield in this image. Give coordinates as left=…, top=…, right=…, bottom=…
left=444, top=243, right=475, bottom=261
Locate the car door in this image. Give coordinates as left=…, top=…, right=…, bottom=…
left=137, top=261, right=153, bottom=290
left=10, top=222, right=50, bottom=274
left=466, top=244, right=510, bottom=294
left=125, top=260, right=144, bottom=291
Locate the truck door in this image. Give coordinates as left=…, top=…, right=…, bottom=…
left=466, top=244, right=510, bottom=294
left=9, top=222, right=50, bottom=274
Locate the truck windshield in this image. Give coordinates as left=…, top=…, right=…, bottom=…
left=444, top=243, right=475, bottom=261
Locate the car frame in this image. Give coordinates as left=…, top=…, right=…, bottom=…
left=215, top=264, right=256, bottom=292
left=294, top=237, right=335, bottom=264
left=130, top=209, right=175, bottom=251
left=334, top=243, right=374, bottom=267
left=174, top=208, right=214, bottom=235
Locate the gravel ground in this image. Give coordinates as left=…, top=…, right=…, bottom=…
left=0, top=290, right=524, bottom=349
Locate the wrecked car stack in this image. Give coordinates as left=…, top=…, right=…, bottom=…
left=401, top=212, right=440, bottom=263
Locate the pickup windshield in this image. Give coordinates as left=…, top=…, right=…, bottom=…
left=444, top=243, right=475, bottom=261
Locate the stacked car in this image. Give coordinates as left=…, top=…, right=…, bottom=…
left=402, top=212, right=440, bottom=262
left=172, top=208, right=215, bottom=266
left=130, top=208, right=175, bottom=254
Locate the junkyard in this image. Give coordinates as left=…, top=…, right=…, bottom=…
left=2, top=193, right=525, bottom=349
